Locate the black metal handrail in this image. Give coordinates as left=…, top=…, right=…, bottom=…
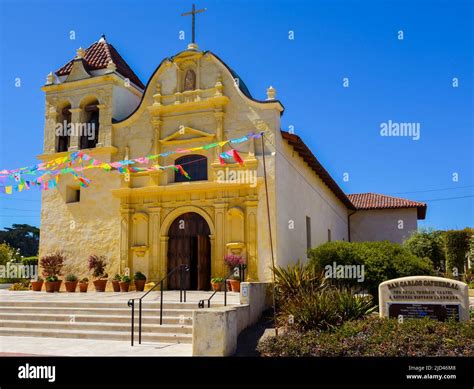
left=198, top=264, right=245, bottom=308
left=127, top=264, right=189, bottom=346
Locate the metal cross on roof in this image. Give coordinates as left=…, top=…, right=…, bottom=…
left=181, top=3, right=207, bottom=44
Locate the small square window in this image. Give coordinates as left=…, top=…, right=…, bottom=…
left=66, top=187, right=80, bottom=203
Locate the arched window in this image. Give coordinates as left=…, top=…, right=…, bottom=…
left=183, top=69, right=196, bottom=91
left=175, top=155, right=207, bottom=182
left=80, top=102, right=100, bottom=149
left=56, top=105, right=71, bottom=152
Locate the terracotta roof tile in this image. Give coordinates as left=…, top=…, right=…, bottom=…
left=347, top=193, right=427, bottom=219
left=56, top=37, right=145, bottom=89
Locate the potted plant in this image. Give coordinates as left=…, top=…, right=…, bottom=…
left=88, top=254, right=108, bottom=292
left=79, top=278, right=89, bottom=293
left=224, top=254, right=245, bottom=292
left=211, top=277, right=224, bottom=292
left=44, top=275, right=58, bottom=293
left=31, top=277, right=43, bottom=292
left=120, top=275, right=131, bottom=292
left=65, top=274, right=78, bottom=292
left=112, top=274, right=121, bottom=292
left=134, top=271, right=147, bottom=292
left=40, top=251, right=65, bottom=292
left=229, top=276, right=241, bottom=292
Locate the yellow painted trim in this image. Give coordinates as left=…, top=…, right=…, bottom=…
left=112, top=179, right=263, bottom=198
left=160, top=126, right=215, bottom=144
left=37, top=146, right=118, bottom=162
left=42, top=74, right=143, bottom=97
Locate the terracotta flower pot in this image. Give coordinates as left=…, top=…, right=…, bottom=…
left=93, top=279, right=107, bottom=292
left=226, top=279, right=232, bottom=291
left=211, top=282, right=223, bottom=292
left=112, top=280, right=121, bottom=292
left=54, top=280, right=62, bottom=292
left=45, top=281, right=57, bottom=293
left=229, top=279, right=240, bottom=292
left=119, top=282, right=130, bottom=292
left=31, top=280, right=43, bottom=292
left=134, top=279, right=146, bottom=292
left=65, top=281, right=78, bottom=293
left=79, top=282, right=88, bottom=293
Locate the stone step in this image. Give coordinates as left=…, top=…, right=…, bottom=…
left=0, top=327, right=193, bottom=344
left=0, top=312, right=193, bottom=325
left=0, top=319, right=192, bottom=334
left=0, top=306, right=197, bottom=316
left=0, top=300, right=212, bottom=309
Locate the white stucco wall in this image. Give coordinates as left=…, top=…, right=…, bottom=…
left=275, top=135, right=349, bottom=268
left=349, top=208, right=418, bottom=243
left=112, top=85, right=141, bottom=121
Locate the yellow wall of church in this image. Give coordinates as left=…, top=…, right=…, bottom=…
left=39, top=47, right=284, bottom=285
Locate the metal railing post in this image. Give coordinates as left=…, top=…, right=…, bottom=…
left=183, top=265, right=187, bottom=302
left=128, top=299, right=135, bottom=346
left=224, top=281, right=227, bottom=306
left=179, top=266, right=183, bottom=303
left=138, top=299, right=142, bottom=344
left=160, top=280, right=164, bottom=325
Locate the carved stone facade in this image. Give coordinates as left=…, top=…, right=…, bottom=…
left=39, top=42, right=285, bottom=285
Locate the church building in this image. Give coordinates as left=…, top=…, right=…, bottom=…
left=38, top=34, right=427, bottom=289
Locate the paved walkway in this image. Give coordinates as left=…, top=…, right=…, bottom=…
left=0, top=289, right=240, bottom=305
left=0, top=336, right=192, bottom=356
left=0, top=290, right=240, bottom=357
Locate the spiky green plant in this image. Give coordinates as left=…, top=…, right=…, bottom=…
left=273, top=261, right=325, bottom=298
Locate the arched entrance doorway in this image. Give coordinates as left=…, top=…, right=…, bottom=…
left=167, top=212, right=211, bottom=290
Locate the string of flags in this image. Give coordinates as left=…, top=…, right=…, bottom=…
left=0, top=131, right=263, bottom=195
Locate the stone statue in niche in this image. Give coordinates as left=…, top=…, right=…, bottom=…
left=183, top=69, right=196, bottom=91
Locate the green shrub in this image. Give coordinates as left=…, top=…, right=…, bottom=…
left=258, top=316, right=474, bottom=357
left=403, top=229, right=445, bottom=271
left=273, top=261, right=324, bottom=298
left=121, top=275, right=131, bottom=283
left=88, top=254, right=108, bottom=279
left=277, top=286, right=376, bottom=331
left=21, top=256, right=38, bottom=267
left=308, top=241, right=434, bottom=297
left=9, top=279, right=30, bottom=291
left=40, top=252, right=65, bottom=278
left=65, top=274, right=78, bottom=282
left=445, top=230, right=470, bottom=275
left=134, top=271, right=146, bottom=280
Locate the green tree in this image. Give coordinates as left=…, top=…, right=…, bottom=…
left=0, top=224, right=39, bottom=257
left=403, top=229, right=445, bottom=271
left=444, top=229, right=470, bottom=275
left=0, top=243, right=15, bottom=267
left=308, top=241, right=434, bottom=298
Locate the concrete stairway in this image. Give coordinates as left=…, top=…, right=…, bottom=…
left=0, top=299, right=201, bottom=344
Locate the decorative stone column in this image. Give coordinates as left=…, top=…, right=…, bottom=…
left=95, top=103, right=108, bottom=147
left=213, top=110, right=225, bottom=161
left=148, top=206, right=161, bottom=280
left=44, top=106, right=59, bottom=153
left=213, top=203, right=226, bottom=276
left=245, top=200, right=259, bottom=281
left=151, top=117, right=162, bottom=155
left=149, top=117, right=163, bottom=186
left=209, top=234, right=216, bottom=277
left=119, top=207, right=134, bottom=274
left=159, top=236, right=169, bottom=282
left=68, top=108, right=82, bottom=151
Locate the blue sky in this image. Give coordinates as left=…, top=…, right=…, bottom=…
left=0, top=0, right=472, bottom=230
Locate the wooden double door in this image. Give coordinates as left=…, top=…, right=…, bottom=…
left=167, top=212, right=211, bottom=290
